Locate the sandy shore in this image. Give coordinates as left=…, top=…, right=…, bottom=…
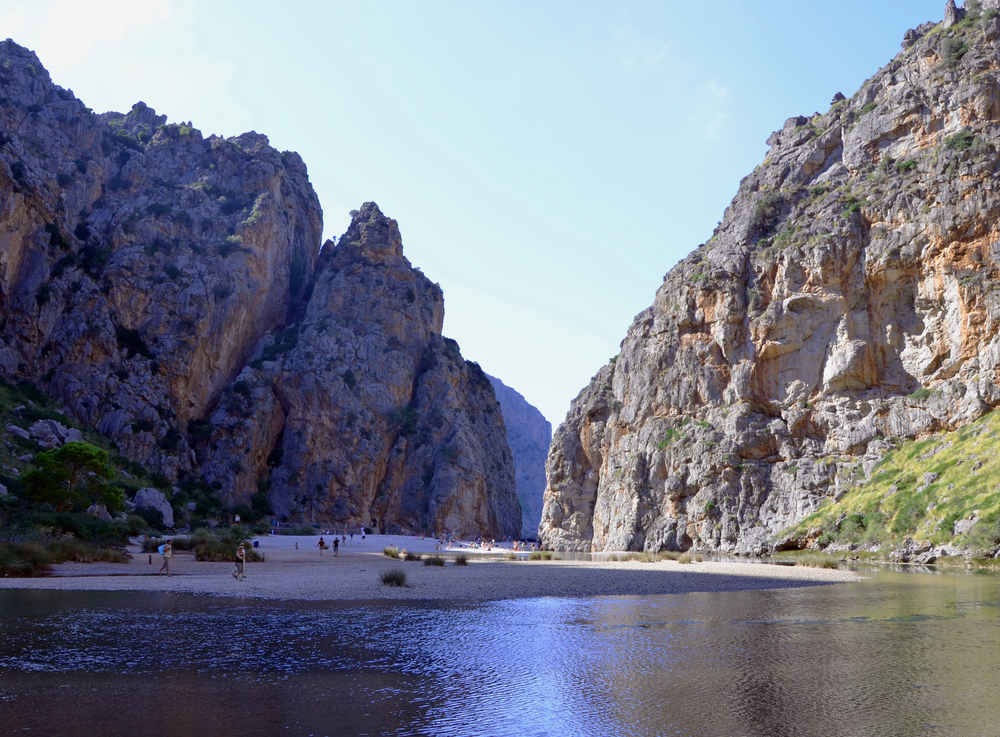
left=0, top=533, right=859, bottom=601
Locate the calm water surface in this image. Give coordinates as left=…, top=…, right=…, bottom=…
left=2, top=569, right=1000, bottom=737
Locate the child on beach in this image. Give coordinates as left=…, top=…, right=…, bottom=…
left=317, top=536, right=327, bottom=555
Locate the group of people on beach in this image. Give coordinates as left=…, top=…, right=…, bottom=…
left=316, top=530, right=362, bottom=556
left=435, top=535, right=539, bottom=552
left=154, top=539, right=248, bottom=580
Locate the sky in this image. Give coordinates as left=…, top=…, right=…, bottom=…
left=3, top=0, right=948, bottom=426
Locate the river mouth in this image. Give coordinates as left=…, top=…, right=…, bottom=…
left=3, top=570, right=1000, bottom=737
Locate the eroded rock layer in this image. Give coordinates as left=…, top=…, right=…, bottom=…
left=540, top=6, right=1000, bottom=553
left=0, top=41, right=519, bottom=537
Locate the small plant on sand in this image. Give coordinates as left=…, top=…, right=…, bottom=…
left=423, top=555, right=445, bottom=566
left=0, top=542, right=53, bottom=577
left=677, top=553, right=694, bottom=564
left=505, top=552, right=518, bottom=560
left=454, top=554, right=468, bottom=566
left=794, top=553, right=840, bottom=569
left=381, top=569, right=406, bottom=586
left=529, top=551, right=554, bottom=561
left=404, top=551, right=421, bottom=561
left=383, top=546, right=399, bottom=558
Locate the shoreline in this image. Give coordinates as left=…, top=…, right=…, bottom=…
left=0, top=534, right=860, bottom=602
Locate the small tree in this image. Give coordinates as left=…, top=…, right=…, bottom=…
left=21, top=442, right=122, bottom=513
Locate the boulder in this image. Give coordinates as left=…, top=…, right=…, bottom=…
left=86, top=503, right=112, bottom=521
left=944, top=0, right=964, bottom=27
left=28, top=420, right=83, bottom=448
left=5, top=424, right=31, bottom=442
left=131, top=487, right=174, bottom=528
left=953, top=514, right=978, bottom=536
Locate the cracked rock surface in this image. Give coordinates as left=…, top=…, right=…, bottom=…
left=541, top=6, right=1000, bottom=553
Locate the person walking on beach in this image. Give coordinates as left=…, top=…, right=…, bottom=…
left=317, top=536, right=326, bottom=555
left=233, top=542, right=247, bottom=580
left=158, top=541, right=172, bottom=576
left=333, top=536, right=339, bottom=556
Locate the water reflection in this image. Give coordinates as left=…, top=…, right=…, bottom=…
left=2, top=572, right=1000, bottom=736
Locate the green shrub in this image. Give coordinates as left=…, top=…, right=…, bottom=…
left=404, top=551, right=421, bottom=561
left=454, top=554, right=468, bottom=566
left=381, top=568, right=406, bottom=586
left=895, top=159, right=917, bottom=173
left=908, top=387, right=933, bottom=400
left=945, top=129, right=976, bottom=151
left=749, top=191, right=783, bottom=238
left=193, top=528, right=261, bottom=562
left=940, top=37, right=969, bottom=67
left=48, top=538, right=128, bottom=563
left=794, top=553, right=840, bottom=569
left=0, top=542, right=52, bottom=577
left=842, top=195, right=864, bottom=217
left=126, top=514, right=149, bottom=536
left=383, top=546, right=399, bottom=558
left=423, top=555, right=445, bottom=566
left=20, top=442, right=122, bottom=514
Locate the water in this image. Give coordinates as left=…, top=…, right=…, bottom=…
left=2, top=569, right=1000, bottom=736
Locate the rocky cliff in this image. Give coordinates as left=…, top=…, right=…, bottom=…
left=487, top=374, right=551, bottom=538
left=540, top=2, right=1000, bottom=554
left=0, top=40, right=519, bottom=537
left=197, top=204, right=520, bottom=537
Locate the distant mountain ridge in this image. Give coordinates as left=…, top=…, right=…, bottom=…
left=487, top=375, right=551, bottom=538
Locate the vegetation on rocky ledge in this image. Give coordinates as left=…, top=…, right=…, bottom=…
left=786, top=409, right=1000, bottom=556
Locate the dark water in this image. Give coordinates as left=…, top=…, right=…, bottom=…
left=2, top=570, right=1000, bottom=737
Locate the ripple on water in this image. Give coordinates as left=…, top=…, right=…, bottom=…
left=2, top=572, right=1000, bottom=737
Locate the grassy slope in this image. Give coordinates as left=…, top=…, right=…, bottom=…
left=787, top=409, right=1000, bottom=552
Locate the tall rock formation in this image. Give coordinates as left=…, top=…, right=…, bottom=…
left=541, top=4, right=1000, bottom=553
left=197, top=204, right=521, bottom=537
left=0, top=39, right=321, bottom=480
left=0, top=40, right=519, bottom=537
left=488, top=374, right=552, bottom=538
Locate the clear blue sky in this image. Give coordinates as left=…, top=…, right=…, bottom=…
left=4, top=0, right=946, bottom=426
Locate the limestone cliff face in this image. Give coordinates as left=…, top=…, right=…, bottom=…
left=0, top=39, right=321, bottom=480
left=197, top=204, right=521, bottom=538
left=487, top=374, right=551, bottom=538
left=0, top=41, right=520, bottom=537
left=541, top=5, right=1000, bottom=553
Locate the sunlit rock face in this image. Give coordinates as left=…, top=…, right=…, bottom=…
left=0, top=41, right=519, bottom=538
left=0, top=40, right=321, bottom=479
left=541, top=8, right=1000, bottom=553
left=198, top=204, right=521, bottom=539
